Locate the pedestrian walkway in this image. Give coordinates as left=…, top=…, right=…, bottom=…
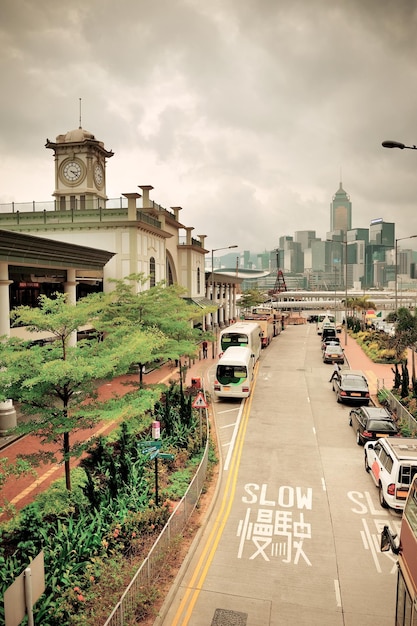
left=341, top=330, right=413, bottom=403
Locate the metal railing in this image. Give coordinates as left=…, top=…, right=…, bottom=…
left=103, top=406, right=210, bottom=626
left=377, top=381, right=417, bottom=434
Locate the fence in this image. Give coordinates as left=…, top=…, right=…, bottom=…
left=377, top=381, right=417, bottom=434
left=103, top=406, right=210, bottom=625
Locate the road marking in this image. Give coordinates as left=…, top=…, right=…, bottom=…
left=224, top=401, right=244, bottom=472
left=334, top=579, right=342, bottom=607
left=170, top=362, right=258, bottom=626
left=321, top=477, right=327, bottom=492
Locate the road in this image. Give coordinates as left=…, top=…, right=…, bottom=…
left=156, top=323, right=400, bottom=626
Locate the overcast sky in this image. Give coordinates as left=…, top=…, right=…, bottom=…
left=2, top=0, right=417, bottom=255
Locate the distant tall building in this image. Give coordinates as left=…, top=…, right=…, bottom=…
left=294, top=230, right=318, bottom=251
left=369, top=218, right=395, bottom=247
left=330, top=182, right=352, bottom=234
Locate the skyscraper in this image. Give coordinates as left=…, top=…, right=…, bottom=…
left=330, top=182, right=352, bottom=234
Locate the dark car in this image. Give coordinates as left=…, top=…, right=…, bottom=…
left=323, top=344, right=344, bottom=364
left=332, top=370, right=370, bottom=404
left=321, top=337, right=341, bottom=351
left=349, top=405, right=399, bottom=445
left=322, top=327, right=337, bottom=342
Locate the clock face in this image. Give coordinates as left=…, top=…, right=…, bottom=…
left=62, top=159, right=84, bottom=183
left=94, top=162, right=104, bottom=187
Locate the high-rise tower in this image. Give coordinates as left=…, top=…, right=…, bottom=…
left=330, top=182, right=352, bottom=234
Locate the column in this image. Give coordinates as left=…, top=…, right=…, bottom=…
left=0, top=261, right=17, bottom=434
left=218, top=279, right=225, bottom=326
left=63, top=269, right=77, bottom=348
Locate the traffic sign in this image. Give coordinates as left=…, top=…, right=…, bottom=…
left=192, top=391, right=208, bottom=409
left=158, top=453, right=175, bottom=461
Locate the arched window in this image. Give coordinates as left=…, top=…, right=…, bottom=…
left=197, top=267, right=201, bottom=294
left=150, top=257, right=156, bottom=288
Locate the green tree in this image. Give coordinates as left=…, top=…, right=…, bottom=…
left=0, top=292, right=165, bottom=491
left=238, top=289, right=266, bottom=312
left=100, top=275, right=215, bottom=384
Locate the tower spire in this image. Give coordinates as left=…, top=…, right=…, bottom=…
left=79, top=97, right=82, bottom=129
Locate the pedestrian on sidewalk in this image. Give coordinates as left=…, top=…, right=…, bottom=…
left=329, top=361, right=340, bottom=382
left=202, top=340, right=208, bottom=359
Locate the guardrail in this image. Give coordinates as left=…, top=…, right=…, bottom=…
left=103, top=406, right=210, bottom=626
left=376, top=382, right=417, bottom=434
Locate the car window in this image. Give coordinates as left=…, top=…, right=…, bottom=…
left=367, top=420, right=397, bottom=432
left=342, top=378, right=368, bottom=390
left=398, top=465, right=417, bottom=486
left=379, top=449, right=393, bottom=473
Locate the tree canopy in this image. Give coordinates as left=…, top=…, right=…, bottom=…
left=0, top=278, right=214, bottom=490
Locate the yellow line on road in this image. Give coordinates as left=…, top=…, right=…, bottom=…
left=170, top=362, right=259, bottom=626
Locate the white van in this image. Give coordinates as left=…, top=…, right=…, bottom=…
left=364, top=437, right=417, bottom=510
left=316, top=313, right=336, bottom=335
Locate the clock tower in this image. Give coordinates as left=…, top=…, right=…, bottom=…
left=46, top=127, right=114, bottom=211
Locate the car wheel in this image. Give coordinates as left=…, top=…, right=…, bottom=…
left=364, top=454, right=370, bottom=473
left=356, top=430, right=362, bottom=446
left=378, top=484, right=388, bottom=509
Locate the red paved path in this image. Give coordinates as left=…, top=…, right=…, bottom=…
left=0, top=332, right=408, bottom=515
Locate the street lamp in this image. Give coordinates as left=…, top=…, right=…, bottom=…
left=344, top=239, right=348, bottom=346
left=209, top=245, right=238, bottom=355
left=382, top=140, right=417, bottom=151
left=395, top=236, right=417, bottom=311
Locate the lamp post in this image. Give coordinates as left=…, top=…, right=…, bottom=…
left=395, top=236, right=417, bottom=312
left=209, top=245, right=238, bottom=356
left=382, top=140, right=417, bottom=312
left=382, top=140, right=417, bottom=151
left=344, top=239, right=348, bottom=346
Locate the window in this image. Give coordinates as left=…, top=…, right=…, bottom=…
left=197, top=267, right=201, bottom=293
left=399, top=465, right=417, bottom=486
left=149, top=257, right=156, bottom=288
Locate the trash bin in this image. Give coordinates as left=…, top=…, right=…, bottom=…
left=191, top=377, right=201, bottom=389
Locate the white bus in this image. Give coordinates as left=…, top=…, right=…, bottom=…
left=213, top=346, right=256, bottom=398
left=218, top=321, right=262, bottom=361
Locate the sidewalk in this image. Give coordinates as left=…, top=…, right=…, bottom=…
left=340, top=330, right=412, bottom=403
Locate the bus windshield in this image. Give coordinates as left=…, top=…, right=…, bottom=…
left=217, top=364, right=247, bottom=385
left=221, top=333, right=249, bottom=350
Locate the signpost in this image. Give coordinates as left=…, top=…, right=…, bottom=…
left=192, top=391, right=208, bottom=445
left=139, top=422, right=174, bottom=505
left=4, top=550, right=45, bottom=626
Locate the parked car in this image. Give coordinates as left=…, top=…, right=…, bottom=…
left=364, top=437, right=417, bottom=510
left=349, top=405, right=398, bottom=445
left=332, top=370, right=370, bottom=404
left=321, top=337, right=341, bottom=351
left=322, top=344, right=344, bottom=364
left=322, top=327, right=337, bottom=342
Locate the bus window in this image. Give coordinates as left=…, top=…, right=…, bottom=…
left=217, top=364, right=247, bottom=385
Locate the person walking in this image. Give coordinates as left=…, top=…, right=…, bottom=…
left=202, top=340, right=208, bottom=359
left=329, top=361, right=340, bottom=382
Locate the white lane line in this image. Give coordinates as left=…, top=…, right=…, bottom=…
left=334, top=579, right=342, bottom=607
left=224, top=400, right=244, bottom=472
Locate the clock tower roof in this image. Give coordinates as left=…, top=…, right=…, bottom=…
left=61, top=127, right=96, bottom=143
left=46, top=126, right=114, bottom=158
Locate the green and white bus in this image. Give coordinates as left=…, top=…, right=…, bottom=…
left=213, top=346, right=256, bottom=398
left=218, top=321, right=262, bottom=361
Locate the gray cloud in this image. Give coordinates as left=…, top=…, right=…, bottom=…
left=1, top=0, right=417, bottom=251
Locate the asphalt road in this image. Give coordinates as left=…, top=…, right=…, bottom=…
left=156, top=323, right=400, bottom=626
